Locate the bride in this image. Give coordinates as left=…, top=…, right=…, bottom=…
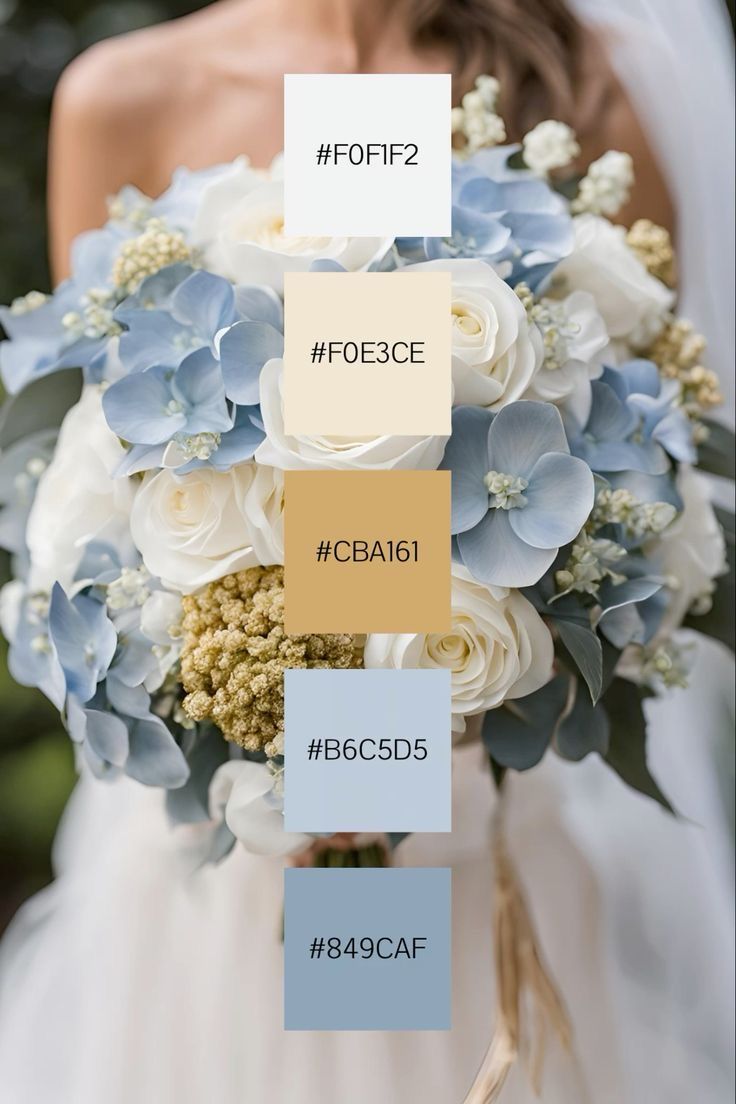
left=1, top=1, right=733, bottom=1102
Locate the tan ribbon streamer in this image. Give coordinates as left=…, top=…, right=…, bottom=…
left=463, top=808, right=573, bottom=1103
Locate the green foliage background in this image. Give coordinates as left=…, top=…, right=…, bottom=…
left=0, top=0, right=204, bottom=932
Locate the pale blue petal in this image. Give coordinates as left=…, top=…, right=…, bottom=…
left=607, top=359, right=660, bottom=398
left=651, top=409, right=696, bottom=463
left=234, top=286, right=284, bottom=330
left=440, top=406, right=493, bottom=533
left=457, top=508, right=556, bottom=588
left=173, top=349, right=232, bottom=434
left=85, top=708, right=129, bottom=766
left=106, top=676, right=153, bottom=720
left=510, top=453, right=594, bottom=549
left=114, top=443, right=166, bottom=477
left=117, top=311, right=191, bottom=373
left=171, top=270, right=235, bottom=334
left=126, top=718, right=189, bottom=788
left=586, top=382, right=637, bottom=441
left=488, top=401, right=569, bottom=478
left=103, top=367, right=185, bottom=444
left=220, top=321, right=283, bottom=405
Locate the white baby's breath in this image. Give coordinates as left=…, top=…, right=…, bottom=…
left=522, top=120, right=580, bottom=177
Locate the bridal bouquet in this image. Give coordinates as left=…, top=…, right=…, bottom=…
left=0, top=77, right=732, bottom=870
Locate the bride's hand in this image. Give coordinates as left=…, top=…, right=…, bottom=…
left=289, top=833, right=360, bottom=867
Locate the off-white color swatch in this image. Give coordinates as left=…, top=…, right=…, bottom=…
left=283, top=271, right=452, bottom=436
left=284, top=74, right=451, bottom=237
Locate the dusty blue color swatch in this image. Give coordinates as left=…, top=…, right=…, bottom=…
left=284, top=668, right=451, bottom=832
left=284, top=867, right=451, bottom=1030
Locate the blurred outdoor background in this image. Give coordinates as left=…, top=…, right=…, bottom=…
left=0, top=0, right=734, bottom=933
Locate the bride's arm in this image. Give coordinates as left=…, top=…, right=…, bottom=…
left=47, top=41, right=155, bottom=284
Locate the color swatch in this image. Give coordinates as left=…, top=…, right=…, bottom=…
left=283, top=271, right=452, bottom=437
left=284, top=469, right=451, bottom=634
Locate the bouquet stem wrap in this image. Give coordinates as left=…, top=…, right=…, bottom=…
left=463, top=802, right=573, bottom=1103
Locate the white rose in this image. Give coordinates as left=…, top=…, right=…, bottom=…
left=191, top=155, right=265, bottom=245
left=522, top=120, right=580, bottom=176
left=26, top=385, right=135, bottom=591
left=652, top=466, right=727, bottom=635
left=130, top=461, right=284, bottom=593
left=551, top=214, right=673, bottom=350
left=209, top=760, right=309, bottom=857
left=194, top=170, right=392, bottom=294
left=404, top=258, right=541, bottom=410
left=364, top=564, right=554, bottom=733
left=255, top=358, right=447, bottom=471
left=524, top=290, right=609, bottom=404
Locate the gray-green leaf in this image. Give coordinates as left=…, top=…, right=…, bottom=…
left=483, top=675, right=569, bottom=771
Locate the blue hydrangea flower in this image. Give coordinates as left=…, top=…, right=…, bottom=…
left=102, top=264, right=280, bottom=473
left=115, top=267, right=283, bottom=380
left=48, top=583, right=118, bottom=704
left=567, top=360, right=696, bottom=475
left=441, top=401, right=595, bottom=587
left=103, top=348, right=232, bottom=446
left=399, top=147, right=573, bottom=290
left=3, top=585, right=66, bottom=710
left=0, top=163, right=237, bottom=395
left=0, top=283, right=108, bottom=395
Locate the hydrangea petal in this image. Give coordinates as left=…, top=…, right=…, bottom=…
left=220, top=320, right=284, bottom=405
left=126, top=717, right=189, bottom=788
left=103, top=367, right=186, bottom=444
left=509, top=453, right=594, bottom=550
left=488, top=401, right=569, bottom=479
left=457, top=508, right=556, bottom=588
left=440, top=406, right=493, bottom=533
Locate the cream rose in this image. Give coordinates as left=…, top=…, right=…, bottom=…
left=364, top=564, right=554, bottom=733
left=26, top=385, right=135, bottom=591
left=194, top=165, right=392, bottom=293
left=551, top=214, right=673, bottom=350
left=407, top=258, right=541, bottom=409
left=651, top=466, right=728, bottom=635
left=255, top=358, right=447, bottom=471
left=130, top=461, right=284, bottom=593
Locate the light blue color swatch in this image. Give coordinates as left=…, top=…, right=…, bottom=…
left=284, top=667, right=451, bottom=832
left=284, top=867, right=452, bottom=1030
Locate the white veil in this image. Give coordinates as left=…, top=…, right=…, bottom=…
left=573, top=0, right=735, bottom=414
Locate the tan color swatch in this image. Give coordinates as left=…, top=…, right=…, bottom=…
left=283, top=271, right=452, bottom=437
left=284, top=470, right=451, bottom=634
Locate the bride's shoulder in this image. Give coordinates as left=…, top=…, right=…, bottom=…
left=53, top=10, right=217, bottom=129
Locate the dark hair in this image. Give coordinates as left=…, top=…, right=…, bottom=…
left=408, top=0, right=607, bottom=137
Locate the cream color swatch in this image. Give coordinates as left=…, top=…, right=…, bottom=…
left=283, top=272, right=451, bottom=436
left=284, top=470, right=451, bottom=634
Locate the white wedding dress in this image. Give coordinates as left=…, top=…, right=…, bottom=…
left=0, top=3, right=733, bottom=1102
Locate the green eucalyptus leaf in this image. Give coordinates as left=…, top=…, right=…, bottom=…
left=553, top=616, right=603, bottom=703
left=482, top=674, right=569, bottom=771
left=0, top=368, right=82, bottom=450
left=602, top=678, right=675, bottom=813
left=697, top=419, right=736, bottom=481
left=556, top=682, right=609, bottom=761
